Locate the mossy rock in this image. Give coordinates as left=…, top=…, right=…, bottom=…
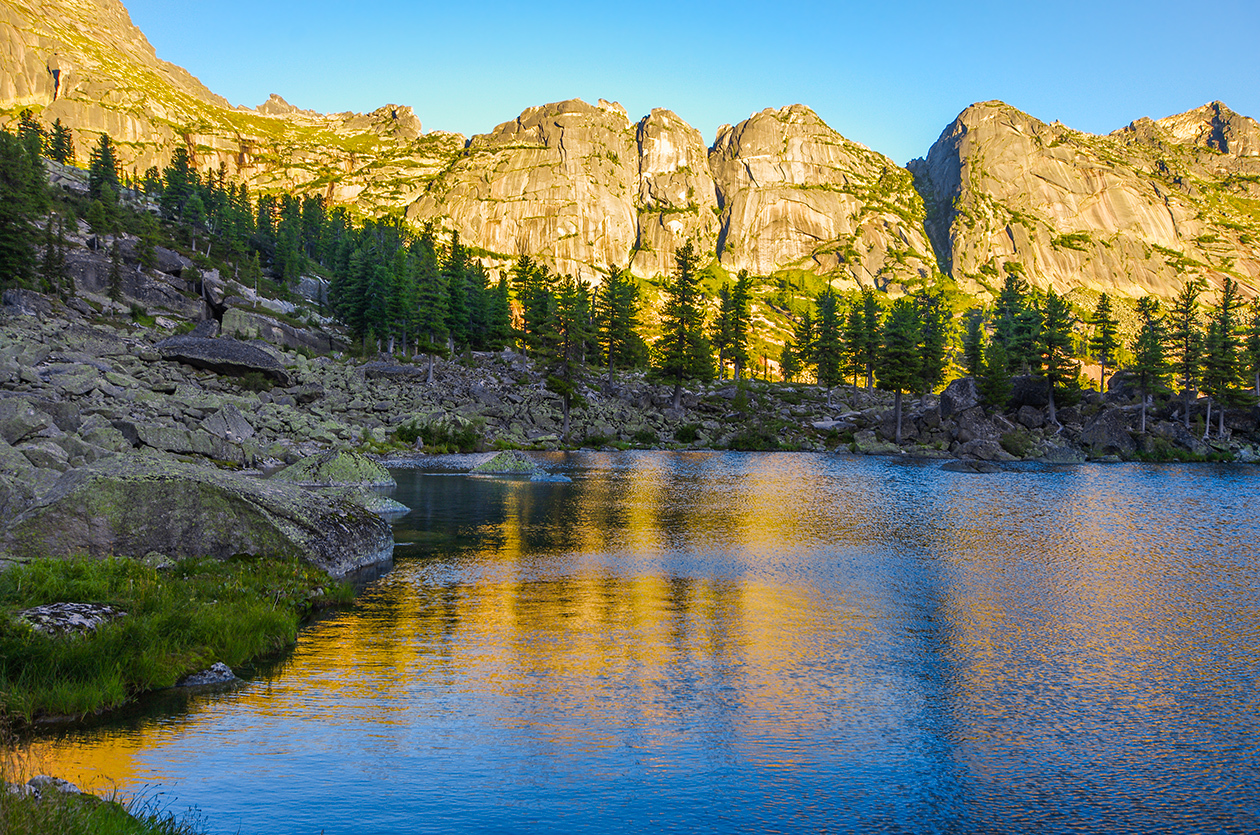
left=272, top=449, right=396, bottom=488
left=471, top=450, right=541, bottom=475
left=0, top=453, right=393, bottom=578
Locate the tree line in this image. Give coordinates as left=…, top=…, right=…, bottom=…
left=5, top=122, right=1260, bottom=444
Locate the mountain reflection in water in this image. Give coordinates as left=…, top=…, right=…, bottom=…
left=28, top=453, right=1260, bottom=834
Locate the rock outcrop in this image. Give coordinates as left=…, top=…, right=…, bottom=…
left=154, top=335, right=293, bottom=386
left=0, top=454, right=394, bottom=577
left=910, top=100, right=1260, bottom=299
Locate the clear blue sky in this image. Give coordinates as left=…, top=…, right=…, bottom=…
left=124, top=0, right=1260, bottom=165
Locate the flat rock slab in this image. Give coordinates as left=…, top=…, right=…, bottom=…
left=0, top=454, right=393, bottom=578
left=941, top=459, right=1003, bottom=474
left=363, top=361, right=426, bottom=380
left=20, top=602, right=126, bottom=635
left=154, top=335, right=293, bottom=386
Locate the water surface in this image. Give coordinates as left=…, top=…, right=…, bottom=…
left=29, top=453, right=1260, bottom=833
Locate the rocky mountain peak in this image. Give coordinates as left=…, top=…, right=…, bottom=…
left=1155, top=101, right=1260, bottom=157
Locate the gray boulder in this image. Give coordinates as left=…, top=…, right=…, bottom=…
left=471, top=449, right=542, bottom=474
left=0, top=455, right=393, bottom=578
left=1080, top=408, right=1136, bottom=457
left=955, top=439, right=1016, bottom=461
left=939, top=376, right=980, bottom=418
left=1009, top=375, right=1050, bottom=409
left=20, top=602, right=126, bottom=636
left=153, top=335, right=293, bottom=386
left=273, top=449, right=395, bottom=488
left=178, top=662, right=237, bottom=687
left=954, top=407, right=1000, bottom=443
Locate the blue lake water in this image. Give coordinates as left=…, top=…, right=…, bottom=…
left=33, top=453, right=1260, bottom=833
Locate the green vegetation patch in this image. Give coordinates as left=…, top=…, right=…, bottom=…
left=0, top=556, right=352, bottom=725
left=0, top=784, right=205, bottom=835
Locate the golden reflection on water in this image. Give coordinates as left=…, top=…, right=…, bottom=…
left=18, top=455, right=1260, bottom=831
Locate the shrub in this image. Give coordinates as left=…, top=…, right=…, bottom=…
left=632, top=428, right=657, bottom=445
left=675, top=423, right=701, bottom=443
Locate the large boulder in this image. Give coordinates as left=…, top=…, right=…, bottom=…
left=471, top=450, right=542, bottom=474
left=1080, top=408, right=1137, bottom=457
left=1009, top=375, right=1050, bottom=409
left=939, top=376, right=980, bottom=418
left=273, top=450, right=395, bottom=488
left=0, top=455, right=393, bottom=578
left=153, top=335, right=293, bottom=386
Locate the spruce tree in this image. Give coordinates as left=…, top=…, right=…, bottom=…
left=916, top=289, right=950, bottom=402
left=711, top=284, right=735, bottom=380
left=841, top=303, right=864, bottom=392
left=594, top=265, right=643, bottom=383
left=1168, top=279, right=1205, bottom=429
left=779, top=340, right=801, bottom=382
left=1245, top=298, right=1260, bottom=399
left=874, top=297, right=921, bottom=445
left=1130, top=296, right=1169, bottom=434
left=962, top=308, right=985, bottom=378
left=1088, top=293, right=1121, bottom=391
left=814, top=288, right=843, bottom=406
left=729, top=269, right=752, bottom=379
left=0, top=130, right=37, bottom=290
left=548, top=275, right=591, bottom=441
left=656, top=241, right=712, bottom=409
left=87, top=132, right=120, bottom=203
left=978, top=339, right=1013, bottom=412
left=1201, top=277, right=1246, bottom=439
left=1038, top=289, right=1077, bottom=426
left=793, top=307, right=817, bottom=384
left=859, top=288, right=881, bottom=389
left=49, top=120, right=74, bottom=165
left=412, top=237, right=449, bottom=383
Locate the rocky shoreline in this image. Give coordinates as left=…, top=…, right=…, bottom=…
left=3, top=284, right=1260, bottom=574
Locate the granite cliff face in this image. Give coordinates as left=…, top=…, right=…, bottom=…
left=910, top=101, right=1260, bottom=299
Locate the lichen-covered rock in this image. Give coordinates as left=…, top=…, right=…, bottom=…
left=1080, top=409, right=1137, bottom=457
left=19, top=602, right=126, bottom=636
left=0, top=454, right=393, bottom=578
left=471, top=449, right=541, bottom=474
left=272, top=449, right=395, bottom=488
left=939, top=377, right=981, bottom=418
left=153, top=335, right=293, bottom=386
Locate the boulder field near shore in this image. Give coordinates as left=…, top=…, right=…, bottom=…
left=2, top=288, right=1260, bottom=576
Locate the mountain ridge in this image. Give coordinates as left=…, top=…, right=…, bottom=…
left=3, top=0, right=1259, bottom=299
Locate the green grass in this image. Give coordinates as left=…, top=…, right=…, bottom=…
left=0, top=784, right=206, bottom=835
left=0, top=556, right=352, bottom=725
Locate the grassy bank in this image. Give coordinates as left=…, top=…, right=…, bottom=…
left=0, top=783, right=206, bottom=835
left=0, top=555, right=352, bottom=724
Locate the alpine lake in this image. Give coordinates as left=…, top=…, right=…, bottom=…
left=23, top=452, right=1260, bottom=834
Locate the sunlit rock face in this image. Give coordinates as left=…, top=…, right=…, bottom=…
left=406, top=99, right=641, bottom=281
left=709, top=105, right=936, bottom=290
left=910, top=101, right=1260, bottom=299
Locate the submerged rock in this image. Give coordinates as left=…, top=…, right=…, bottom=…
left=0, top=454, right=393, bottom=578
left=941, top=459, right=1002, bottom=474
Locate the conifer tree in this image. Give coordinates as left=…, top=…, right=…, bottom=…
left=548, top=274, right=592, bottom=441
left=49, top=120, right=74, bottom=165
left=978, top=339, right=1013, bottom=412
left=656, top=241, right=712, bottom=409
left=594, top=265, right=644, bottom=383
left=1130, top=296, right=1169, bottom=434
left=88, top=132, right=120, bottom=203
left=793, top=307, right=817, bottom=384
left=841, top=303, right=863, bottom=392
left=1169, top=278, right=1205, bottom=429
left=1039, top=289, right=1077, bottom=426
left=729, top=270, right=752, bottom=379
left=779, top=341, right=801, bottom=383
left=0, top=130, right=37, bottom=290
left=859, top=288, right=881, bottom=388
left=412, top=236, right=449, bottom=383
left=814, top=287, right=843, bottom=406
left=1245, top=298, right=1260, bottom=400
left=916, top=289, right=950, bottom=401
left=1201, top=277, right=1246, bottom=439
left=1088, top=293, right=1120, bottom=391
left=962, top=308, right=985, bottom=377
left=711, top=284, right=735, bottom=380
left=875, top=297, right=921, bottom=445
